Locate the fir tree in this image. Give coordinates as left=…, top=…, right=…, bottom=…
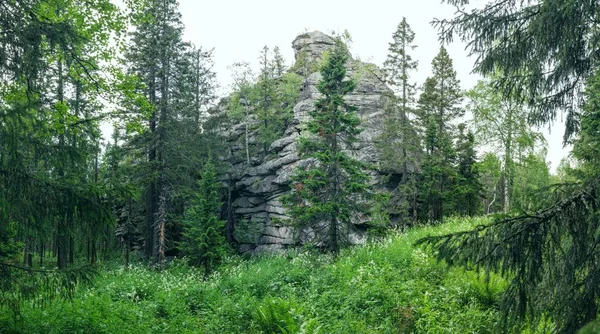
left=416, top=47, right=463, bottom=222
left=376, top=18, right=421, bottom=225
left=283, top=40, right=371, bottom=258
left=180, top=159, right=228, bottom=275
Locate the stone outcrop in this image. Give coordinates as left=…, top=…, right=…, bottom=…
left=215, top=31, right=392, bottom=255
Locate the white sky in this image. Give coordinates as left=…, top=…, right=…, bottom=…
left=173, top=0, right=569, bottom=172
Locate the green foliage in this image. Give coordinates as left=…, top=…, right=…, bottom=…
left=435, top=0, right=599, bottom=142
left=376, top=18, right=421, bottom=225
left=467, top=78, right=547, bottom=213
left=416, top=47, right=463, bottom=223
left=6, top=217, right=506, bottom=333
left=417, top=69, right=600, bottom=333
left=252, top=297, right=300, bottom=333
left=477, top=153, right=503, bottom=213
left=180, top=159, right=228, bottom=274
left=283, top=40, right=371, bottom=257
left=453, top=125, right=483, bottom=216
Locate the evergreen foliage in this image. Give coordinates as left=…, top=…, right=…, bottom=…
left=283, top=40, right=371, bottom=258
left=120, top=0, right=218, bottom=263
left=376, top=18, right=421, bottom=226
left=453, top=124, right=482, bottom=216
left=416, top=47, right=463, bottom=222
left=180, top=159, right=228, bottom=274
left=417, top=69, right=600, bottom=333
left=434, top=0, right=600, bottom=142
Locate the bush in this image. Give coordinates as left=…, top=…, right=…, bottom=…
left=8, top=216, right=521, bottom=333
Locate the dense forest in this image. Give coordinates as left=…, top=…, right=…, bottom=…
left=2, top=0, right=600, bottom=333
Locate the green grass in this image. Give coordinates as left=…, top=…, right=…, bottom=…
left=4, top=217, right=511, bottom=333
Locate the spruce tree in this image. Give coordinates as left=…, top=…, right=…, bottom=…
left=416, top=47, right=463, bottom=222
left=376, top=18, right=420, bottom=225
left=255, top=46, right=279, bottom=151
left=0, top=0, right=125, bottom=316
left=453, top=124, right=482, bottom=216
left=124, top=0, right=199, bottom=262
left=180, top=159, right=228, bottom=275
left=283, top=40, right=370, bottom=258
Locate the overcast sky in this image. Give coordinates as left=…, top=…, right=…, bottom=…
left=174, top=0, right=569, bottom=172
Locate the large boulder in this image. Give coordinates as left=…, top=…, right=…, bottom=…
left=292, top=31, right=337, bottom=63
left=217, top=31, right=394, bottom=255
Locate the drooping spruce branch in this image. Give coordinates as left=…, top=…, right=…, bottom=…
left=0, top=262, right=97, bottom=318
left=416, top=178, right=600, bottom=332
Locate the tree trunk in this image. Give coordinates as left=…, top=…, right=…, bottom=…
left=146, top=65, right=158, bottom=259
left=226, top=174, right=235, bottom=243
left=157, top=183, right=167, bottom=264
left=69, top=235, right=74, bottom=264
left=503, top=105, right=513, bottom=213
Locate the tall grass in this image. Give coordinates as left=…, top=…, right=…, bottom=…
left=4, top=216, right=514, bottom=333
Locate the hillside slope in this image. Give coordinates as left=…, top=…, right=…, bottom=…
left=5, top=217, right=525, bottom=333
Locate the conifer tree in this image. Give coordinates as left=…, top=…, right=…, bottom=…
left=283, top=40, right=370, bottom=258
left=255, top=46, right=279, bottom=151
left=435, top=0, right=600, bottom=142
left=453, top=124, right=482, bottom=216
left=416, top=47, right=463, bottom=222
left=376, top=18, right=420, bottom=225
left=125, top=0, right=215, bottom=262
left=180, top=159, right=228, bottom=275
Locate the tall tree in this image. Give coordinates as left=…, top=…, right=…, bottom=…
left=0, top=0, right=127, bottom=317
left=416, top=47, right=463, bottom=222
left=467, top=78, right=545, bottom=212
left=283, top=40, right=371, bottom=258
left=228, top=62, right=255, bottom=166
left=255, top=46, right=279, bottom=151
left=376, top=18, right=420, bottom=225
left=122, top=0, right=217, bottom=263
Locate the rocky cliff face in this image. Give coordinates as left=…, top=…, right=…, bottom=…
left=216, top=31, right=391, bottom=254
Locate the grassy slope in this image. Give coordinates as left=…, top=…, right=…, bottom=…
left=5, top=217, right=511, bottom=333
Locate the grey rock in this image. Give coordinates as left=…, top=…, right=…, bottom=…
left=292, top=31, right=336, bottom=63
left=212, top=31, right=402, bottom=254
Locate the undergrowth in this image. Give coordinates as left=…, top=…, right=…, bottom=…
left=1, top=217, right=540, bottom=333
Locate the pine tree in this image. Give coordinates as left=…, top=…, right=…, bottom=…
left=376, top=18, right=421, bottom=226
left=416, top=47, right=463, bottom=222
left=180, top=159, right=228, bottom=275
left=282, top=40, right=371, bottom=258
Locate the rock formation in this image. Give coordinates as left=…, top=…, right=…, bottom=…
left=214, top=31, right=392, bottom=254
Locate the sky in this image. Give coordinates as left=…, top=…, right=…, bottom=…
left=173, top=0, right=570, bottom=172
